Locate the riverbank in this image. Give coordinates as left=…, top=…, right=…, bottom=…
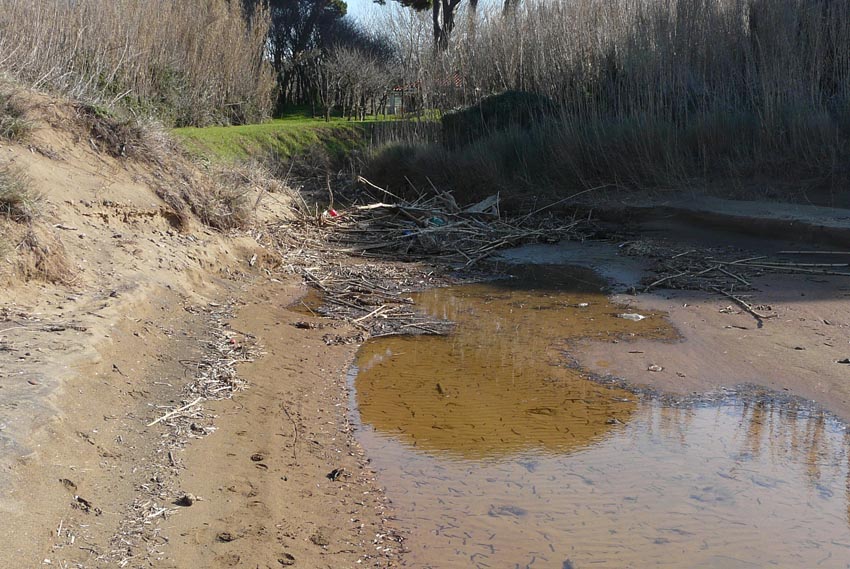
left=6, top=208, right=850, bottom=566
left=5, top=88, right=850, bottom=568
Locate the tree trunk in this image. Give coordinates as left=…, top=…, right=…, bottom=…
left=432, top=1, right=444, bottom=51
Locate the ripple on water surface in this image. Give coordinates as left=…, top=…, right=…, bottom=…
left=349, top=266, right=850, bottom=568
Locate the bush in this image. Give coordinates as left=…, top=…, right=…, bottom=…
left=441, top=91, right=554, bottom=147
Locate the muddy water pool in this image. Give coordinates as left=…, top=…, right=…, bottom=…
left=348, top=266, right=850, bottom=568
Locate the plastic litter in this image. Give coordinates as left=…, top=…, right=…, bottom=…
left=618, top=313, right=646, bottom=321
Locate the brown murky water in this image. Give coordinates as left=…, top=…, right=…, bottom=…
left=349, top=266, right=850, bottom=568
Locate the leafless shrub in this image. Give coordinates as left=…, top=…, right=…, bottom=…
left=318, top=46, right=401, bottom=120
left=0, top=166, right=40, bottom=223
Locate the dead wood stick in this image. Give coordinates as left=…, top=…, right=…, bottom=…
left=356, top=176, right=405, bottom=202
left=402, top=323, right=442, bottom=334
left=282, top=404, right=298, bottom=460
left=643, top=271, right=689, bottom=292
left=147, top=397, right=204, bottom=427
left=728, top=256, right=768, bottom=265
left=0, top=326, right=28, bottom=335
left=333, top=241, right=403, bottom=253
left=739, top=264, right=850, bottom=276
left=397, top=207, right=426, bottom=225
left=694, top=265, right=719, bottom=276
left=299, top=300, right=318, bottom=318
left=672, top=250, right=697, bottom=259
left=355, top=202, right=397, bottom=210
left=302, top=269, right=330, bottom=292
left=716, top=266, right=751, bottom=287
left=353, top=305, right=387, bottom=323
left=710, top=287, right=775, bottom=322
left=778, top=250, right=850, bottom=255
left=744, top=262, right=849, bottom=268
left=516, top=184, right=610, bottom=224
left=325, top=296, right=368, bottom=312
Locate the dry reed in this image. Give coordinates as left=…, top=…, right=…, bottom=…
left=371, top=0, right=850, bottom=199
left=0, top=0, right=274, bottom=126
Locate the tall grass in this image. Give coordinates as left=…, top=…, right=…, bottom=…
left=0, top=0, right=274, bottom=126
left=370, top=0, right=850, bottom=202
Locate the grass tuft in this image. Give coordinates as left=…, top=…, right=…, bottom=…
left=188, top=182, right=252, bottom=231
left=0, top=166, right=40, bottom=222
left=0, top=90, right=30, bottom=140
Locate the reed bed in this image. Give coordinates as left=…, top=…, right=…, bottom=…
left=371, top=0, right=850, bottom=200
left=0, top=0, right=274, bottom=126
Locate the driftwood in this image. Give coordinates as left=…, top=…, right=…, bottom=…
left=711, top=286, right=776, bottom=326
left=329, top=176, right=590, bottom=267
left=266, top=176, right=594, bottom=338
left=147, top=397, right=204, bottom=426
left=632, top=241, right=850, bottom=326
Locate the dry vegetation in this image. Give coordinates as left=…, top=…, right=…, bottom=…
left=0, top=0, right=274, bottom=127
left=0, top=0, right=279, bottom=261
left=368, top=0, right=850, bottom=202
left=0, top=89, right=31, bottom=141
left=0, top=157, right=74, bottom=284
left=0, top=166, right=40, bottom=223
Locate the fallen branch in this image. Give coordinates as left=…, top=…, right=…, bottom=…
left=711, top=286, right=776, bottom=324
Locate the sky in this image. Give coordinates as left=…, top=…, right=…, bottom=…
left=347, top=0, right=383, bottom=23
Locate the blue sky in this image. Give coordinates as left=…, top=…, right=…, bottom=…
left=347, top=0, right=382, bottom=22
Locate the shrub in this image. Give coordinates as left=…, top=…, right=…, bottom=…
left=441, top=91, right=555, bottom=147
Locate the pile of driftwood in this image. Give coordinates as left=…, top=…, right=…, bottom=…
left=320, top=177, right=588, bottom=266
left=300, top=263, right=454, bottom=338
left=269, top=177, right=592, bottom=336
left=631, top=243, right=850, bottom=324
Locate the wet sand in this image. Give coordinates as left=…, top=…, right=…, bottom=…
left=577, top=272, right=850, bottom=422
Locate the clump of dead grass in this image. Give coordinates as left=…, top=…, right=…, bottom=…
left=156, top=173, right=253, bottom=232
left=0, top=0, right=273, bottom=127
left=1, top=224, right=74, bottom=285
left=0, top=165, right=40, bottom=222
left=157, top=157, right=297, bottom=232
left=0, top=90, right=30, bottom=140
left=76, top=104, right=175, bottom=164
left=189, top=181, right=253, bottom=231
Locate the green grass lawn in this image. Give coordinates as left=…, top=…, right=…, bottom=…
left=172, top=115, right=376, bottom=162
left=172, top=100, right=408, bottom=160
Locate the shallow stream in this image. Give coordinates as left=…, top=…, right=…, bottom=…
left=348, top=266, right=850, bottom=568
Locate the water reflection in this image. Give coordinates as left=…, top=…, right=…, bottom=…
left=349, top=266, right=850, bottom=568
left=354, top=266, right=672, bottom=460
